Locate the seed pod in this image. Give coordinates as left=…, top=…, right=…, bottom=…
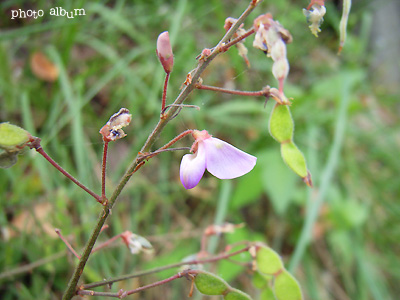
left=0, top=122, right=31, bottom=152
left=224, top=289, right=253, bottom=300
left=269, top=103, right=294, bottom=143
left=280, top=142, right=308, bottom=178
left=260, top=287, right=275, bottom=300
left=256, top=245, right=284, bottom=275
left=194, top=271, right=228, bottom=295
left=274, top=270, right=303, bottom=300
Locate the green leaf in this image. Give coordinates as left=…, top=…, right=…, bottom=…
left=259, top=150, right=297, bottom=215
left=269, top=103, right=294, bottom=143
left=0, top=122, right=31, bottom=152
left=231, top=161, right=263, bottom=210
left=280, top=142, right=308, bottom=178
left=256, top=246, right=284, bottom=275
left=194, top=271, right=228, bottom=295
left=0, top=150, right=18, bottom=168
left=274, top=270, right=303, bottom=300
left=224, top=289, right=253, bottom=300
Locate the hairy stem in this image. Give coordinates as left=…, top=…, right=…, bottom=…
left=82, top=246, right=250, bottom=289
left=55, top=229, right=81, bottom=259
left=101, top=141, right=109, bottom=202
left=196, top=84, right=270, bottom=97
left=161, top=72, right=170, bottom=114
left=31, top=139, right=102, bottom=204
left=62, top=2, right=261, bottom=299
left=78, top=270, right=194, bottom=297
left=219, top=28, right=255, bottom=52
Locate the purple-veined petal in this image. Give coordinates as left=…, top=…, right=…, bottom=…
left=180, top=143, right=206, bottom=189
left=203, top=137, right=257, bottom=179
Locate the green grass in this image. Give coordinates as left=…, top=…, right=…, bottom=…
left=1, top=0, right=399, bottom=299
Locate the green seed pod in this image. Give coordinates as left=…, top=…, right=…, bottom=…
left=280, top=142, right=308, bottom=178
left=224, top=289, right=253, bottom=300
left=194, top=271, right=228, bottom=295
left=0, top=151, right=18, bottom=169
left=260, top=287, right=275, bottom=300
left=269, top=103, right=294, bottom=143
left=256, top=245, right=284, bottom=275
left=0, top=122, right=31, bottom=152
left=274, top=270, right=303, bottom=300
left=253, top=271, right=272, bottom=289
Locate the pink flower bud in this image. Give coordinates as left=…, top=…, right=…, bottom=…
left=156, top=31, right=174, bottom=73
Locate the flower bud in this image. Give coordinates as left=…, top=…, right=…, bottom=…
left=156, top=31, right=174, bottom=73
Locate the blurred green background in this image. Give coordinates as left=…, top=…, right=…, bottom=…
left=0, top=0, right=399, bottom=299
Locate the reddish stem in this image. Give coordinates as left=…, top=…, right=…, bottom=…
left=219, top=28, right=256, bottom=52
left=32, top=140, right=103, bottom=204
left=77, top=271, right=191, bottom=298
left=101, top=141, right=109, bottom=202
left=81, top=245, right=251, bottom=289
left=92, top=233, right=123, bottom=253
left=137, top=130, right=193, bottom=164
left=161, top=72, right=170, bottom=114
left=55, top=229, right=81, bottom=259
left=197, top=84, right=270, bottom=97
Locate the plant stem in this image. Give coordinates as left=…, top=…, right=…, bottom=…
left=101, top=141, right=109, bottom=202
left=161, top=72, right=170, bottom=114
left=55, top=229, right=81, bottom=259
left=196, top=84, right=270, bottom=97
left=62, top=2, right=261, bottom=299
left=31, top=139, right=103, bottom=204
left=78, top=271, right=193, bottom=297
left=82, top=245, right=250, bottom=289
left=219, top=28, right=255, bottom=52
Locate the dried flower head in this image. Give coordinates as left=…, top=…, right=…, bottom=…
left=99, top=108, right=132, bottom=142
left=120, top=231, right=153, bottom=255
left=303, top=3, right=326, bottom=37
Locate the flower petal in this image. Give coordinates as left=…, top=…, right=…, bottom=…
left=180, top=143, right=206, bottom=189
left=204, top=138, right=257, bottom=179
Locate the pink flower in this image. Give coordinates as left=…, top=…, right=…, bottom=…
left=180, top=130, right=257, bottom=189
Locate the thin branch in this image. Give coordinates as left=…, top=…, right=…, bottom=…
left=0, top=251, right=66, bottom=281
left=55, top=229, right=81, bottom=259
left=82, top=246, right=251, bottom=289
left=196, top=84, right=270, bottom=97
left=78, top=270, right=194, bottom=298
left=219, top=28, right=256, bottom=52
left=161, top=72, right=170, bottom=115
left=101, top=141, right=109, bottom=203
left=62, top=2, right=261, bottom=298
left=29, top=138, right=103, bottom=204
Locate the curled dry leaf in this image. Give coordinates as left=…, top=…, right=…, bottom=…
left=30, top=51, right=59, bottom=82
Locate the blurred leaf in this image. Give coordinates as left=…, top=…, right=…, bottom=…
left=258, top=150, right=297, bottom=215
left=30, top=52, right=59, bottom=82
left=230, top=161, right=263, bottom=210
